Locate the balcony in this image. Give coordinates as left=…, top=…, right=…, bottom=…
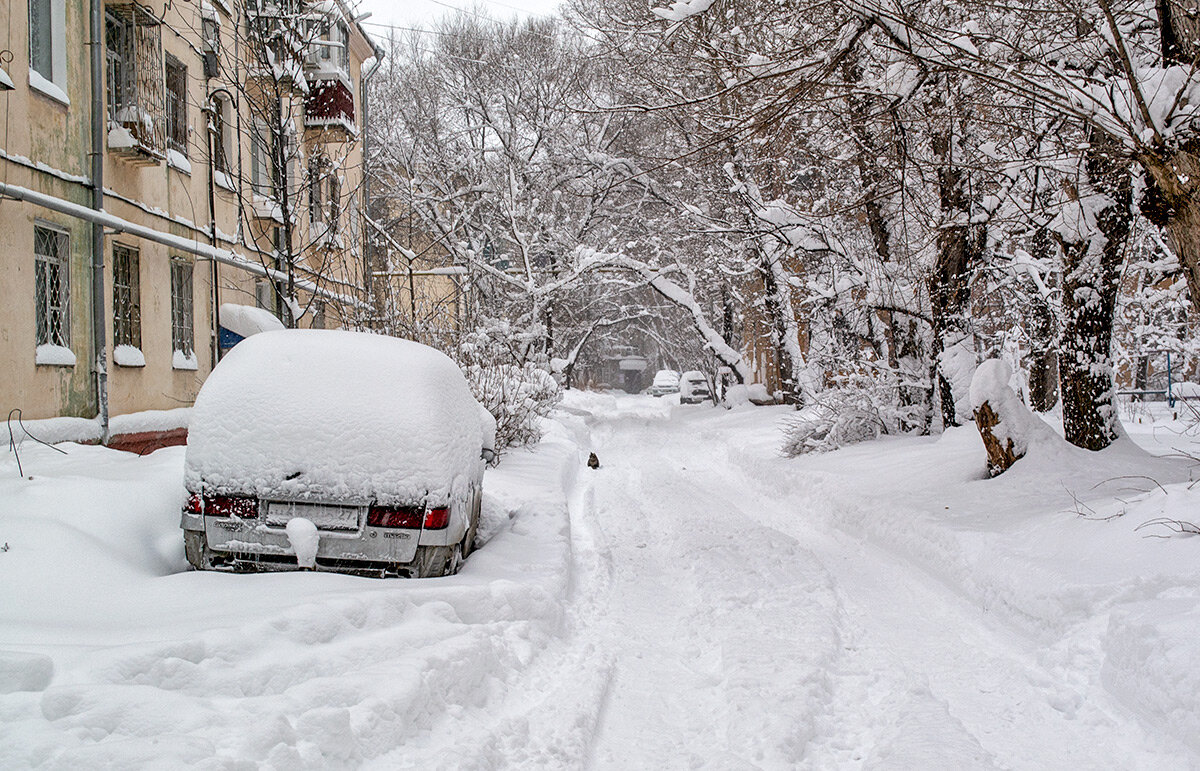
left=105, top=3, right=165, bottom=165
left=304, top=77, right=356, bottom=139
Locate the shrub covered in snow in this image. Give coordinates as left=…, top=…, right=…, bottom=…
left=459, top=324, right=561, bottom=452
left=781, top=377, right=923, bottom=456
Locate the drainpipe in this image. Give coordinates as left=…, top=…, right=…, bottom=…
left=360, top=45, right=383, bottom=328
left=89, top=0, right=109, bottom=441
left=206, top=88, right=234, bottom=366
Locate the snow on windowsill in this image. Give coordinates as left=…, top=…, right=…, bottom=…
left=252, top=195, right=283, bottom=222
left=167, top=149, right=192, bottom=175
left=214, top=170, right=236, bottom=193
left=29, top=69, right=69, bottom=107
left=114, top=345, right=146, bottom=368
left=36, top=344, right=76, bottom=367
left=173, top=350, right=199, bottom=371
left=0, top=67, right=14, bottom=91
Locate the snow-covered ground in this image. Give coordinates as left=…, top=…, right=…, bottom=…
left=2, top=392, right=1199, bottom=768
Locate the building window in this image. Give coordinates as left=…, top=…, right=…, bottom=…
left=34, top=224, right=70, bottom=348
left=165, top=55, right=187, bottom=155
left=250, top=117, right=275, bottom=198
left=202, top=15, right=221, bottom=78
left=105, top=12, right=131, bottom=122
left=29, top=0, right=53, bottom=79
left=170, top=259, right=194, bottom=356
left=112, top=243, right=142, bottom=349
left=211, top=94, right=232, bottom=175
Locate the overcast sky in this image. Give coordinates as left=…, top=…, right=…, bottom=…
left=357, top=0, right=563, bottom=32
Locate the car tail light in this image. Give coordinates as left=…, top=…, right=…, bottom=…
left=367, top=506, right=423, bottom=529
left=203, top=495, right=259, bottom=518
left=423, top=507, right=450, bottom=530
left=184, top=493, right=202, bottom=514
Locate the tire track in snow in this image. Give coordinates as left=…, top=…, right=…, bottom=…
left=579, top=419, right=844, bottom=769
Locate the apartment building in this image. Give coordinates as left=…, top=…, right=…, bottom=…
left=0, top=0, right=382, bottom=444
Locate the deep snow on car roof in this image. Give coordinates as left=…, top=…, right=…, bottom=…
left=185, top=330, right=491, bottom=505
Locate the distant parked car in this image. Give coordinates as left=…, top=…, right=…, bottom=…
left=180, top=330, right=496, bottom=578
left=648, top=369, right=681, bottom=396
left=679, top=371, right=713, bottom=404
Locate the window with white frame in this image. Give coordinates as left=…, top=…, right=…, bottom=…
left=250, top=117, right=275, bottom=198
left=112, top=243, right=142, bottom=349
left=170, top=258, right=194, bottom=356
left=28, top=0, right=67, bottom=100
left=211, top=94, right=233, bottom=176
left=34, top=224, right=70, bottom=348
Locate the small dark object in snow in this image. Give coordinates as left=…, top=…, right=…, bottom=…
left=587, top=452, right=600, bottom=469
left=1, top=543, right=8, bottom=552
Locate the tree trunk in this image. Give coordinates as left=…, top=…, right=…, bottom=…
left=758, top=245, right=804, bottom=405
left=1139, top=148, right=1200, bottom=315
left=928, top=146, right=985, bottom=428
left=1059, top=138, right=1132, bottom=450
left=1027, top=224, right=1059, bottom=412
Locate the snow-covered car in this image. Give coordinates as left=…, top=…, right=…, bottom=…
left=679, top=371, right=713, bottom=404
left=647, top=370, right=681, bottom=397
left=180, top=330, right=496, bottom=578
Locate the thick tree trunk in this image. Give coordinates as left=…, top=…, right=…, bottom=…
left=1059, top=139, right=1132, bottom=451
left=758, top=246, right=805, bottom=405
left=1139, top=149, right=1200, bottom=314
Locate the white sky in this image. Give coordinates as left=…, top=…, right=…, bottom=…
left=356, top=0, right=563, bottom=32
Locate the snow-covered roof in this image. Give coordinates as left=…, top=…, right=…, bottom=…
left=185, top=330, right=492, bottom=505
left=219, top=303, right=286, bottom=339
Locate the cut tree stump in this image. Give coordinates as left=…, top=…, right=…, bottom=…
left=974, top=400, right=1022, bottom=477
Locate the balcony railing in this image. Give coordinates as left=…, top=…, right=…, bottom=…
left=105, top=3, right=165, bottom=164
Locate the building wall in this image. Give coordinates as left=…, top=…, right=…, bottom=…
left=1, top=0, right=378, bottom=427
left=0, top=0, right=98, bottom=419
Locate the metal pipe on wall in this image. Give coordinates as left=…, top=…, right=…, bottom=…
left=89, top=0, right=109, bottom=441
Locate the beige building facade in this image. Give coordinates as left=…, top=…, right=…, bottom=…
left=1, top=0, right=381, bottom=443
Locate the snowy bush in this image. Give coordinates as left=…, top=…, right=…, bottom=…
left=781, top=377, right=922, bottom=456
left=460, top=325, right=561, bottom=452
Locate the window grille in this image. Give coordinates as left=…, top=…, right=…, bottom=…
left=34, top=224, right=70, bottom=347
left=112, top=243, right=141, bottom=348
left=28, top=0, right=52, bottom=77
left=170, top=259, right=194, bottom=356
left=165, top=55, right=187, bottom=155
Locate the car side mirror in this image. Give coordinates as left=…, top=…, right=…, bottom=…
left=481, top=447, right=496, bottom=464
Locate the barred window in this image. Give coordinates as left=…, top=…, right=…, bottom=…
left=170, top=258, right=194, bottom=355
left=165, top=55, right=187, bottom=155
left=34, top=224, right=70, bottom=347
left=112, top=243, right=141, bottom=348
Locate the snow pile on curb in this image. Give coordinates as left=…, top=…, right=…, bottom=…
left=0, top=407, right=583, bottom=767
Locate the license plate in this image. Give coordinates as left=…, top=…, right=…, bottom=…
left=264, top=501, right=362, bottom=532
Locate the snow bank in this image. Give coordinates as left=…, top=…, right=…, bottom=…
left=724, top=382, right=771, bottom=408
left=0, top=405, right=584, bottom=768
left=185, top=330, right=491, bottom=505
left=109, top=407, right=190, bottom=436
left=218, top=302, right=285, bottom=339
